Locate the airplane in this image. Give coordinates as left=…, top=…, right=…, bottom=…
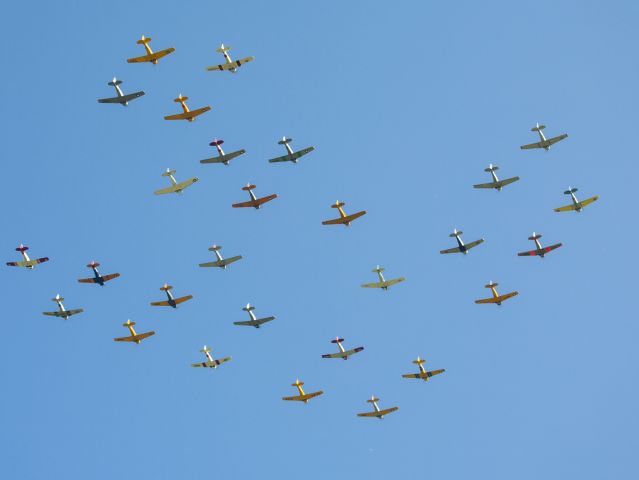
left=200, top=139, right=246, bottom=165
left=97, top=78, right=144, bottom=106
left=473, top=164, right=519, bottom=191
left=198, top=244, right=242, bottom=269
left=554, top=187, right=599, bottom=213
left=113, top=319, right=155, bottom=344
left=77, top=261, right=120, bottom=286
left=401, top=357, right=445, bottom=382
left=206, top=43, right=254, bottom=73
left=321, top=337, right=364, bottom=360
left=356, top=396, right=399, bottom=419
left=126, top=35, right=175, bottom=64
left=440, top=229, right=484, bottom=255
left=6, top=244, right=49, bottom=269
left=150, top=284, right=193, bottom=309
left=42, top=294, right=84, bottom=320
left=520, top=123, right=568, bottom=150
left=190, top=345, right=231, bottom=369
left=267, top=137, right=315, bottom=164
left=154, top=169, right=199, bottom=195
left=164, top=94, right=211, bottom=122
left=233, top=303, right=275, bottom=328
left=517, top=232, right=562, bottom=258
left=321, top=201, right=366, bottom=226
left=474, top=281, right=518, bottom=306
left=232, top=184, right=277, bottom=209
left=282, top=379, right=324, bottom=403
left=361, top=266, right=405, bottom=290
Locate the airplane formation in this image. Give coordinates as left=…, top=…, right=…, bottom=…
left=9, top=33, right=602, bottom=421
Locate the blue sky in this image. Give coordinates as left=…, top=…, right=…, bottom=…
left=1, top=1, right=638, bottom=478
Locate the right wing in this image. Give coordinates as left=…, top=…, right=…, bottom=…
left=495, top=292, right=518, bottom=302
left=383, top=277, right=405, bottom=287
left=545, top=133, right=568, bottom=146
left=520, top=141, right=543, bottom=150
left=517, top=249, right=541, bottom=257
left=360, top=282, right=383, bottom=289
left=173, top=295, right=193, bottom=305
left=464, top=239, right=484, bottom=251
left=579, top=195, right=599, bottom=208
left=473, top=181, right=497, bottom=189
left=497, top=176, right=520, bottom=188
left=78, top=277, right=98, bottom=284
left=150, top=300, right=171, bottom=307
left=268, top=146, right=315, bottom=163
left=232, top=200, right=256, bottom=208
left=253, top=194, right=278, bottom=207
left=554, top=203, right=578, bottom=212
left=440, top=246, right=462, bottom=254
left=101, top=273, right=120, bottom=283
left=322, top=217, right=347, bottom=225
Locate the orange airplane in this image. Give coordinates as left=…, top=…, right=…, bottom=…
left=164, top=94, right=211, bottom=122
left=321, top=201, right=366, bottom=226
left=474, top=281, right=518, bottom=306
left=126, top=35, right=175, bottom=65
left=232, top=184, right=277, bottom=209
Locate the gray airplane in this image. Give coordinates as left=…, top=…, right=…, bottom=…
left=473, top=164, right=519, bottom=191
left=199, top=244, right=242, bottom=269
left=200, top=139, right=246, bottom=165
left=520, top=123, right=568, bottom=150
left=268, top=137, right=315, bottom=164
left=233, top=304, right=275, bottom=328
left=440, top=229, right=484, bottom=255
left=42, top=294, right=84, bottom=320
left=97, top=78, right=145, bottom=106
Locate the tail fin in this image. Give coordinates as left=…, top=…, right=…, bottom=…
left=108, top=78, right=123, bottom=87
left=485, top=282, right=498, bottom=288
left=208, top=245, right=222, bottom=251
left=372, top=266, right=385, bottom=273
left=242, top=184, right=256, bottom=191
left=331, top=337, right=344, bottom=344
left=216, top=43, right=231, bottom=53
left=531, top=123, right=546, bottom=132
left=209, top=139, right=224, bottom=146
left=367, top=396, right=380, bottom=403
left=136, top=36, right=152, bottom=45
left=331, top=201, right=345, bottom=208
left=528, top=233, right=542, bottom=240
left=15, top=244, right=29, bottom=252
left=484, top=164, right=498, bottom=172
left=174, top=95, right=188, bottom=103
left=160, top=284, right=173, bottom=291
left=162, top=169, right=177, bottom=177
left=450, top=230, right=463, bottom=237
left=564, top=187, right=578, bottom=195
left=242, top=304, right=255, bottom=312
left=278, top=137, right=292, bottom=145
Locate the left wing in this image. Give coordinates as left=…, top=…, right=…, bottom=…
left=580, top=195, right=599, bottom=208
left=200, top=149, right=246, bottom=164
left=254, top=194, right=278, bottom=207
left=6, top=257, right=49, bottom=267
left=154, top=178, right=198, bottom=195
left=150, top=300, right=171, bottom=307
left=101, top=273, right=120, bottom=283
left=475, top=297, right=500, bottom=304
left=360, top=282, right=383, bottom=289
left=173, top=295, right=193, bottom=305
left=127, top=48, right=175, bottom=64
left=440, top=246, right=462, bottom=254
left=464, top=239, right=484, bottom=250
left=383, top=277, right=405, bottom=288
left=554, top=203, right=578, bottom=212
left=164, top=106, right=211, bottom=121
left=268, top=147, right=315, bottom=163
left=473, top=181, right=498, bottom=189
left=545, top=133, right=568, bottom=146
left=520, top=141, right=544, bottom=150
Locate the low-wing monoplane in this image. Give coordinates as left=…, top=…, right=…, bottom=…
left=440, top=229, right=484, bottom=255
left=321, top=337, right=364, bottom=360
left=206, top=43, right=254, bottom=73
left=267, top=137, right=315, bottom=164
left=356, top=396, right=399, bottom=419
left=520, top=123, right=568, bottom=150
left=190, top=345, right=231, bottom=369
left=361, top=266, right=405, bottom=290
left=150, top=284, right=193, bottom=309
left=233, top=303, right=275, bottom=328
left=6, top=244, right=49, bottom=269
left=198, top=244, right=242, bottom=269
left=282, top=379, right=324, bottom=403
left=474, top=281, right=518, bottom=306
left=321, top=201, right=366, bottom=226
left=554, top=187, right=599, bottom=213
left=154, top=169, right=199, bottom=195
left=517, top=232, right=562, bottom=258
left=126, top=35, right=175, bottom=64
left=42, top=294, right=84, bottom=320
left=77, top=260, right=120, bottom=286
left=401, top=357, right=445, bottom=382
left=200, top=139, right=246, bottom=165
left=231, top=184, right=277, bottom=209
left=113, top=319, right=155, bottom=344
left=164, top=94, right=211, bottom=122
left=97, top=78, right=144, bottom=106
left=473, top=164, right=519, bottom=191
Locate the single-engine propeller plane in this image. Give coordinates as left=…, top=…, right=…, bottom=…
left=113, top=320, right=155, bottom=344
left=517, top=233, right=562, bottom=258
left=232, top=184, right=277, bottom=209
left=42, top=294, right=84, bottom=320
left=321, top=201, right=366, bottom=226
left=473, top=164, right=519, bottom=191
left=321, top=337, right=364, bottom=360
left=233, top=303, right=275, bottom=328
left=267, top=137, right=315, bottom=164
left=154, top=169, right=199, bottom=195
left=126, top=35, right=175, bottom=65
left=200, top=139, right=246, bottom=165
left=282, top=379, right=324, bottom=403
left=554, top=187, right=599, bottom=213
left=206, top=43, right=254, bottom=73
left=97, top=78, right=144, bottom=106
left=199, top=244, right=242, bottom=269
left=191, top=345, right=231, bottom=369
left=475, top=281, right=518, bottom=306
left=164, top=94, right=211, bottom=122
left=6, top=244, right=49, bottom=269
left=77, top=261, right=120, bottom=286
left=357, top=396, right=399, bottom=419
left=361, top=266, right=405, bottom=290
left=401, top=357, right=445, bottom=382
left=150, top=284, right=193, bottom=309
left=520, top=123, right=568, bottom=150
left=440, top=229, right=484, bottom=255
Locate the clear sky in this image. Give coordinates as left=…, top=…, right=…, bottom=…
left=1, top=1, right=637, bottom=479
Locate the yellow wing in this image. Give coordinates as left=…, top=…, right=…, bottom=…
left=554, top=203, right=578, bottom=212
left=580, top=195, right=599, bottom=208
left=127, top=48, right=175, bottom=63
left=164, top=106, right=211, bottom=121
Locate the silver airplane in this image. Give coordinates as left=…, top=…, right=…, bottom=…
left=200, top=139, right=246, bottom=165
left=360, top=266, right=405, bottom=290
left=440, top=229, right=484, bottom=254
left=206, top=43, right=254, bottom=73
left=42, top=294, right=84, bottom=320
left=520, top=123, right=568, bottom=150
left=97, top=78, right=145, bottom=106
left=473, top=164, right=520, bottom=191
left=233, top=303, right=275, bottom=328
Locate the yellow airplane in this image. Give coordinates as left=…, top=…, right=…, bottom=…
left=554, top=187, right=599, bottom=213
left=164, top=95, right=211, bottom=122
left=356, top=396, right=399, bottom=419
left=113, top=320, right=155, bottom=344
left=402, top=357, right=445, bottom=381
left=282, top=379, right=323, bottom=403
left=474, top=281, right=518, bottom=306
left=321, top=201, right=366, bottom=226
left=126, top=35, right=175, bottom=64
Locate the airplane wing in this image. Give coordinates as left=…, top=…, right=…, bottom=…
left=173, top=295, right=193, bottom=305
left=232, top=200, right=257, bottom=208
left=497, top=176, right=520, bottom=188
left=200, top=149, right=246, bottom=164
left=322, top=217, right=348, bottom=225
left=191, top=363, right=206, bottom=368
left=520, top=141, right=544, bottom=150
left=554, top=203, right=578, bottom=212
left=215, top=356, right=232, bottom=366
left=127, top=48, right=175, bottom=63
left=283, top=391, right=323, bottom=402
left=254, top=194, right=278, bottom=207
left=98, top=92, right=145, bottom=104
left=114, top=331, right=155, bottom=342
left=464, top=239, right=484, bottom=250
left=358, top=407, right=398, bottom=417
left=475, top=297, right=501, bottom=304
left=439, top=246, right=462, bottom=254
left=233, top=316, right=275, bottom=327
left=545, top=133, right=568, bottom=146
left=268, top=146, right=315, bottom=163
left=322, top=211, right=366, bottom=225
left=322, top=352, right=347, bottom=358
left=517, top=249, right=541, bottom=257
left=383, top=277, right=406, bottom=287
left=206, top=56, right=255, bottom=71
left=580, top=195, right=599, bottom=208
left=495, top=292, right=518, bottom=303
left=64, top=308, right=84, bottom=317
left=164, top=106, right=211, bottom=121
left=101, top=273, right=120, bottom=283
left=150, top=300, right=171, bottom=307
left=473, top=181, right=498, bottom=189
left=7, top=257, right=49, bottom=267
left=199, top=256, right=243, bottom=268
left=360, top=282, right=383, bottom=288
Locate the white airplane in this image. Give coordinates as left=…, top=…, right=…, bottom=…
left=233, top=303, right=275, bottom=328
left=473, top=164, right=520, bottom=191
left=200, top=139, right=246, bottom=165
left=440, top=229, right=484, bottom=255
left=554, top=187, right=599, bottom=213
left=361, top=266, right=405, bottom=290
left=6, top=244, right=49, bottom=269
left=190, top=345, right=231, bottom=369
left=154, top=169, right=199, bottom=195
left=199, top=244, right=242, bottom=269
left=321, top=337, right=364, bottom=360
left=520, top=123, right=568, bottom=150
left=267, top=137, right=315, bottom=164
left=206, top=43, right=254, bottom=73
left=42, top=294, right=84, bottom=320
left=356, top=396, right=399, bottom=419
left=97, top=78, right=144, bottom=106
